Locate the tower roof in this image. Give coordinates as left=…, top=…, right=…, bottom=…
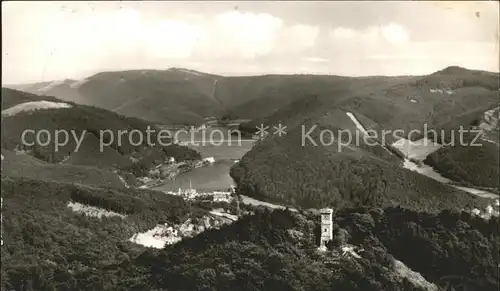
left=319, top=208, right=333, bottom=214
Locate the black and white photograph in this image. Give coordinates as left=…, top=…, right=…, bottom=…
left=1, top=1, right=499, bottom=290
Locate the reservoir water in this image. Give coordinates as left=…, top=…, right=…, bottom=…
left=154, top=122, right=498, bottom=200
left=153, top=127, right=256, bottom=191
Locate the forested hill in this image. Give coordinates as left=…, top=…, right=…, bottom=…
left=0, top=176, right=207, bottom=290
left=2, top=66, right=499, bottom=291
left=140, top=207, right=499, bottom=291
left=231, top=66, right=499, bottom=211
left=1, top=88, right=201, bottom=181
left=4, top=186, right=497, bottom=291
left=11, top=66, right=498, bottom=127
left=230, top=132, right=488, bottom=212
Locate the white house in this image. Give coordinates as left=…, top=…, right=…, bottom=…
left=203, top=157, right=215, bottom=164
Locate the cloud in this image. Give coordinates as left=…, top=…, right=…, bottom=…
left=326, top=22, right=498, bottom=75
left=281, top=24, right=320, bottom=51
left=2, top=2, right=499, bottom=84
left=330, top=23, right=409, bottom=44
left=2, top=6, right=324, bottom=82
left=303, top=57, right=329, bottom=63
left=330, top=27, right=356, bottom=39
left=367, top=40, right=497, bottom=72
left=142, top=20, right=205, bottom=59
left=211, top=11, right=318, bottom=58
left=380, top=23, right=409, bottom=44
left=214, top=11, right=284, bottom=58
left=96, top=8, right=206, bottom=60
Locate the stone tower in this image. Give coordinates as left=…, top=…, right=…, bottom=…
left=319, top=208, right=333, bottom=248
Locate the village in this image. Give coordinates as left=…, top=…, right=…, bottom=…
left=164, top=183, right=235, bottom=203
left=136, top=156, right=217, bottom=188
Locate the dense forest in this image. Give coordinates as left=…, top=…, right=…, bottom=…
left=1, top=148, right=125, bottom=189
left=140, top=206, right=499, bottom=291
left=0, top=176, right=207, bottom=290
left=425, top=139, right=499, bottom=189
left=11, top=66, right=499, bottom=127
left=1, top=88, right=201, bottom=178
left=230, top=124, right=490, bottom=212
left=424, top=108, right=499, bottom=190
left=230, top=70, right=499, bottom=211
left=2, top=177, right=498, bottom=291
left=232, top=69, right=499, bottom=210
left=237, top=70, right=499, bottom=144
left=2, top=67, right=499, bottom=290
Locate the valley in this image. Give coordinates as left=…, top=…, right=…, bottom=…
left=2, top=65, right=499, bottom=291
left=4, top=1, right=500, bottom=289
left=349, top=112, right=499, bottom=199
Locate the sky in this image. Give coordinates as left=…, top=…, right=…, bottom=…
left=2, top=1, right=499, bottom=84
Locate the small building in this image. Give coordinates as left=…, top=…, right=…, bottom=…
left=319, top=208, right=334, bottom=249
left=213, top=191, right=232, bottom=202
left=203, top=157, right=215, bottom=164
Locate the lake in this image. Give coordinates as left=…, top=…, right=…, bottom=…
left=154, top=128, right=256, bottom=191
left=154, top=160, right=238, bottom=191
left=187, top=140, right=255, bottom=160
left=155, top=124, right=498, bottom=200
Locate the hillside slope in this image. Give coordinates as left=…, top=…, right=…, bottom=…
left=10, top=71, right=349, bottom=125
left=239, top=68, right=499, bottom=141
left=5, top=194, right=496, bottom=291
left=10, top=67, right=499, bottom=128
left=9, top=69, right=222, bottom=125
left=1, top=88, right=201, bottom=173
left=138, top=207, right=499, bottom=291
left=425, top=105, right=499, bottom=189
left=231, top=67, right=499, bottom=210
left=2, top=66, right=499, bottom=291
left=231, top=123, right=488, bottom=212
left=0, top=176, right=209, bottom=290
left=1, top=148, right=124, bottom=188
